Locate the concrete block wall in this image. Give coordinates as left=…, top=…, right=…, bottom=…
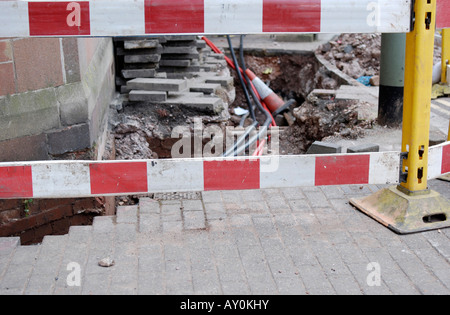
left=0, top=37, right=115, bottom=162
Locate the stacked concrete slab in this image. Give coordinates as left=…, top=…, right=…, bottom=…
left=114, top=35, right=234, bottom=114
left=114, top=36, right=165, bottom=94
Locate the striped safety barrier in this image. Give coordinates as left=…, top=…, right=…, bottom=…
left=437, top=0, right=450, bottom=29
left=0, top=142, right=448, bottom=199
left=0, top=0, right=420, bottom=37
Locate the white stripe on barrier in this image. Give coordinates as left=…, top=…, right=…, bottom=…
left=368, top=152, right=400, bottom=185
left=147, top=159, right=204, bottom=193
left=204, top=0, right=264, bottom=34
left=31, top=162, right=91, bottom=198
left=428, top=143, right=444, bottom=180
left=90, top=0, right=146, bottom=36
left=320, top=0, right=412, bottom=33
left=0, top=1, right=29, bottom=37
left=260, top=155, right=316, bottom=188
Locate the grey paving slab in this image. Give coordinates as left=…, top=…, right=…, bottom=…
left=1, top=179, right=449, bottom=295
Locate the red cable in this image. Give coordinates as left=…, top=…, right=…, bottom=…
left=252, top=139, right=266, bottom=157
left=202, top=36, right=276, bottom=128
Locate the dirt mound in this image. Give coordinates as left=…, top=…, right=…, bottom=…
left=279, top=96, right=372, bottom=154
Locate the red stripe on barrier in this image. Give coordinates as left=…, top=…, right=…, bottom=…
left=0, top=166, right=33, bottom=198
left=437, top=0, right=450, bottom=29
left=145, top=0, right=204, bottom=34
left=315, top=155, right=370, bottom=186
left=203, top=159, right=260, bottom=191
left=28, top=1, right=90, bottom=36
left=263, top=0, right=320, bottom=33
left=90, top=162, right=148, bottom=195
left=442, top=144, right=450, bottom=174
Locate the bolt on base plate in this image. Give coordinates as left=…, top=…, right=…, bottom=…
left=350, top=186, right=450, bottom=234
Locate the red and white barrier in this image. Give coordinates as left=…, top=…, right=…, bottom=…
left=437, top=0, right=450, bottom=29
left=428, top=141, right=450, bottom=180
left=0, top=0, right=414, bottom=37
left=0, top=143, right=448, bottom=199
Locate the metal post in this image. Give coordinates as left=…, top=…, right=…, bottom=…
left=378, top=33, right=406, bottom=127
left=399, top=0, right=436, bottom=194
left=350, top=0, right=450, bottom=234
left=441, top=29, right=450, bottom=84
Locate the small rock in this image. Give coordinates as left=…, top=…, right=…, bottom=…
left=370, top=75, right=380, bottom=86
left=321, top=42, right=331, bottom=53
left=343, top=44, right=354, bottom=54
left=98, top=257, right=115, bottom=268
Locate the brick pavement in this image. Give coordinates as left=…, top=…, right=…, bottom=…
left=0, top=180, right=449, bottom=295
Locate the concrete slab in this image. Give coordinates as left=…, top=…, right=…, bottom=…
left=127, top=78, right=188, bottom=92
left=1, top=179, right=449, bottom=296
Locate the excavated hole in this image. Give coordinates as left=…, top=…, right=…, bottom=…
left=113, top=51, right=373, bottom=161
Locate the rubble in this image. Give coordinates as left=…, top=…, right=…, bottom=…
left=279, top=96, right=372, bottom=155
left=316, top=33, right=381, bottom=80
left=111, top=36, right=236, bottom=161
left=316, top=32, right=442, bottom=81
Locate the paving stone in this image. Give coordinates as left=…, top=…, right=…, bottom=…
left=162, top=46, right=198, bottom=55
left=189, top=83, right=221, bottom=94
left=204, top=77, right=234, bottom=88
left=122, top=69, right=156, bottom=79
left=127, top=78, right=187, bottom=92
left=163, top=96, right=224, bottom=113
left=306, top=141, right=342, bottom=154
left=347, top=143, right=380, bottom=153
left=116, top=205, right=138, bottom=224
left=124, top=54, right=161, bottom=64
left=92, top=216, right=115, bottom=235
left=159, top=59, right=191, bottom=67
left=129, top=90, right=167, bottom=102
left=183, top=211, right=206, bottom=230
left=124, top=40, right=159, bottom=50
left=1, top=178, right=449, bottom=295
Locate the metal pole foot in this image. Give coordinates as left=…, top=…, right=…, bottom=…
left=350, top=186, right=450, bottom=234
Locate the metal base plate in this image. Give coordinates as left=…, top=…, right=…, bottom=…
left=350, top=186, right=450, bottom=234
left=438, top=174, right=450, bottom=182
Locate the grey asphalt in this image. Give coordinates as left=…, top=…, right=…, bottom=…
left=1, top=179, right=449, bottom=295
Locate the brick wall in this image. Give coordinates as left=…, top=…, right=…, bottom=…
left=0, top=197, right=114, bottom=245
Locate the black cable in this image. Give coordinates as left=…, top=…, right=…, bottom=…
left=223, top=35, right=273, bottom=157
left=223, top=121, right=258, bottom=157
left=239, top=35, right=273, bottom=127
left=226, top=35, right=256, bottom=122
